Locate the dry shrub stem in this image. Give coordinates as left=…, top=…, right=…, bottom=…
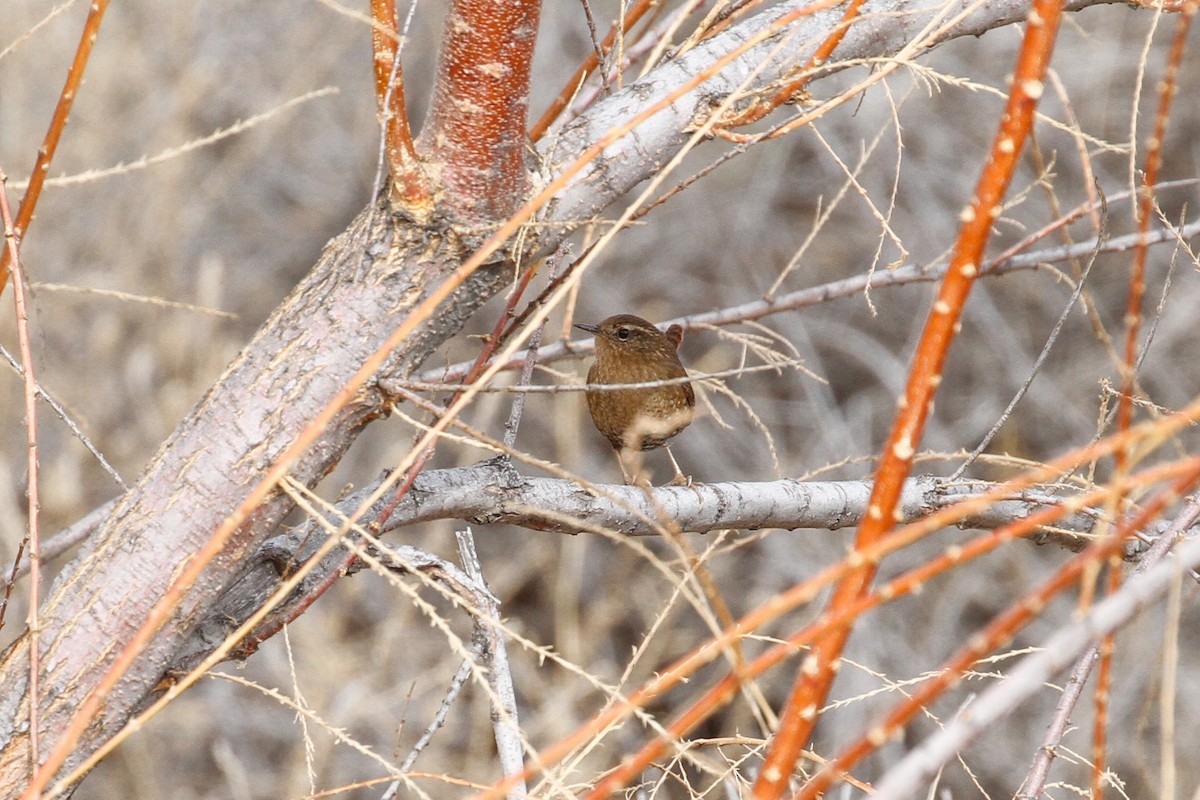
left=0, top=2, right=1183, bottom=797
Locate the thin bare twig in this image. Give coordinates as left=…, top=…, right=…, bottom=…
left=12, top=89, right=338, bottom=191
left=503, top=248, right=569, bottom=448
left=0, top=347, right=127, bottom=490
left=949, top=212, right=1109, bottom=481
left=1097, top=7, right=1193, bottom=794
left=530, top=0, right=656, bottom=140
left=1, top=168, right=43, bottom=771
left=399, top=361, right=805, bottom=395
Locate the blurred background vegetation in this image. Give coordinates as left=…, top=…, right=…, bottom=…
left=2, top=2, right=1198, bottom=797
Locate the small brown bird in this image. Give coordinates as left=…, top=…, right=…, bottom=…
left=575, top=314, right=696, bottom=485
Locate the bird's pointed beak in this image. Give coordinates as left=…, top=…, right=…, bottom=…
left=574, top=323, right=600, bottom=335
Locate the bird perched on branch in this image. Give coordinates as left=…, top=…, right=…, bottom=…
left=575, top=314, right=695, bottom=485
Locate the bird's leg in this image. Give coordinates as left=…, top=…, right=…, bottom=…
left=664, top=445, right=692, bottom=486
left=617, top=447, right=649, bottom=486
left=614, top=448, right=633, bottom=484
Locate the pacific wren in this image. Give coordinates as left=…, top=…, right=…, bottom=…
left=575, top=314, right=695, bottom=484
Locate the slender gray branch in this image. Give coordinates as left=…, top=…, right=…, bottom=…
left=422, top=217, right=1200, bottom=384
left=317, top=464, right=1103, bottom=539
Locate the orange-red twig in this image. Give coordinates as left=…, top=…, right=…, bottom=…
left=719, top=0, right=866, bottom=132
left=370, top=0, right=429, bottom=212
left=751, top=3, right=1065, bottom=798
left=1094, top=5, right=1194, bottom=797
left=0, top=0, right=111, bottom=295
left=1091, top=562, right=1117, bottom=800
left=1116, top=4, right=1192, bottom=452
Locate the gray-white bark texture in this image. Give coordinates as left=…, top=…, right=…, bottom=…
left=0, top=0, right=1121, bottom=792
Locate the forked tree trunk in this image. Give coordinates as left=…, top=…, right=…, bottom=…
left=0, top=193, right=515, bottom=788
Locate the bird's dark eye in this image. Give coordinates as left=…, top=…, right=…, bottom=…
left=617, top=327, right=631, bottom=340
